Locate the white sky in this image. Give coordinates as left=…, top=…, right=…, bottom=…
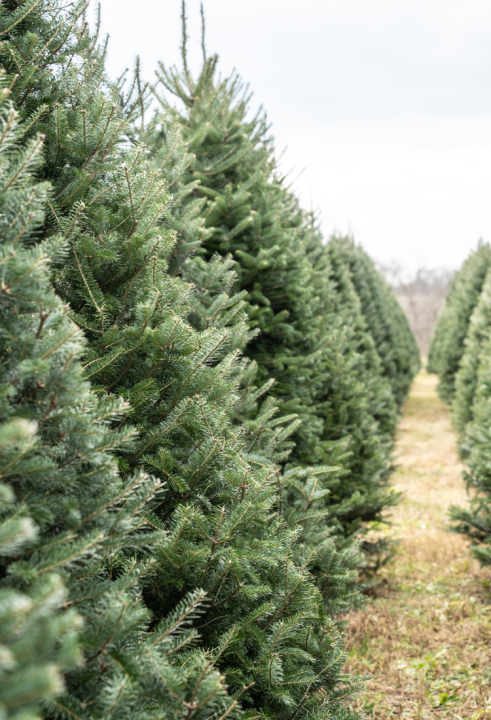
left=93, top=0, right=491, bottom=272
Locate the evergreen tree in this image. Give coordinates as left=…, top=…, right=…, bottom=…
left=450, top=431, right=491, bottom=567
left=0, top=91, right=80, bottom=719
left=428, top=250, right=491, bottom=569
left=320, top=234, right=398, bottom=439
left=308, top=231, right=400, bottom=565
left=449, top=310, right=491, bottom=564
left=326, top=237, right=420, bottom=408
left=0, top=87, right=236, bottom=720
left=151, top=57, right=331, bottom=467
left=126, top=100, right=300, bottom=468
left=132, top=88, right=371, bottom=600
left=452, top=268, right=491, bottom=438
left=0, top=419, right=80, bottom=720
left=448, top=268, right=491, bottom=566
left=427, top=242, right=491, bottom=403
left=1, top=3, right=365, bottom=718
left=148, top=39, right=401, bottom=571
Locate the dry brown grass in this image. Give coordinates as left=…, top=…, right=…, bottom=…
left=345, top=370, right=491, bottom=719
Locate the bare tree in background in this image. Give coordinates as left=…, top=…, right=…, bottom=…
left=380, top=263, right=454, bottom=358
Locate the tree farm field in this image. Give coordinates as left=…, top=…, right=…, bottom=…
left=346, top=370, right=491, bottom=719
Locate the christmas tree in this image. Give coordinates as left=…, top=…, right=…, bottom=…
left=1, top=2, right=365, bottom=718
left=309, top=229, right=400, bottom=565
left=326, top=236, right=420, bottom=408
left=427, top=242, right=491, bottom=403
left=0, top=79, right=236, bottom=720
left=449, top=271, right=491, bottom=565
left=128, top=74, right=369, bottom=609
left=430, top=247, right=491, bottom=568
left=148, top=31, right=403, bottom=574
left=452, top=268, right=491, bottom=437
left=320, top=234, right=397, bottom=438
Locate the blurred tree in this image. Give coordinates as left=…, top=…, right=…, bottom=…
left=428, top=242, right=491, bottom=403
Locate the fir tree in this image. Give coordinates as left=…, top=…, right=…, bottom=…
left=430, top=249, right=491, bottom=569
left=450, top=434, right=491, bottom=567
left=319, top=231, right=398, bottom=440
left=125, top=98, right=300, bottom=468
left=326, top=237, right=420, bottom=408
left=149, top=36, right=401, bottom=573
left=0, top=419, right=80, bottom=720
left=427, top=242, right=491, bottom=403
left=0, top=86, right=237, bottom=720
left=151, top=58, right=330, bottom=466
left=131, top=86, right=368, bottom=605
left=1, top=2, right=365, bottom=718
left=449, top=291, right=491, bottom=565
left=452, top=268, right=491, bottom=438
left=308, top=230, right=400, bottom=566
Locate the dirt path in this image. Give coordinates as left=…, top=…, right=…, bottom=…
left=346, top=370, right=491, bottom=719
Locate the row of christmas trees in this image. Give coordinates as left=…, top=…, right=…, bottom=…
left=429, top=242, right=491, bottom=565
left=0, top=2, right=419, bottom=719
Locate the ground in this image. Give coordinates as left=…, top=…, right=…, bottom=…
left=345, top=370, right=491, bottom=719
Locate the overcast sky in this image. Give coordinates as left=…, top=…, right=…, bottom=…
left=93, top=0, right=491, bottom=272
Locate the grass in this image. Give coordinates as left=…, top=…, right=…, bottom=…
left=345, top=370, right=491, bottom=719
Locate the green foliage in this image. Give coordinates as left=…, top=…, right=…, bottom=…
left=0, top=97, right=82, bottom=720
left=427, top=242, right=491, bottom=567
left=0, top=2, right=367, bottom=719
left=148, top=46, right=403, bottom=575
left=427, top=242, right=491, bottom=403
left=326, top=237, right=420, bottom=408
left=427, top=246, right=491, bottom=567
left=321, top=236, right=398, bottom=439
left=450, top=424, right=491, bottom=568
left=0, top=89, right=236, bottom=720
left=314, top=234, right=401, bottom=564
left=452, top=268, right=491, bottom=437
left=151, top=56, right=328, bottom=466
left=449, top=269, right=491, bottom=565
left=0, top=423, right=80, bottom=720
